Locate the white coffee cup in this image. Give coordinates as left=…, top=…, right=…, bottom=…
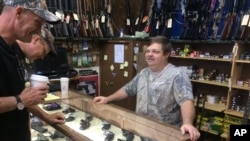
left=60, top=77, right=69, bottom=95
left=30, top=74, right=49, bottom=87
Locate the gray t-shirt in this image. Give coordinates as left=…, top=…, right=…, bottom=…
left=123, top=63, right=193, bottom=127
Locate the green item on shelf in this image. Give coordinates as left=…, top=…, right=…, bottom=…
left=36, top=133, right=49, bottom=141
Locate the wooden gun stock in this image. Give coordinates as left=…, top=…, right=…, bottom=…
left=106, top=0, right=114, bottom=37
left=144, top=0, right=155, bottom=33
left=79, top=0, right=88, bottom=37
left=226, top=13, right=237, bottom=40
left=240, top=25, right=248, bottom=40
left=220, top=14, right=230, bottom=40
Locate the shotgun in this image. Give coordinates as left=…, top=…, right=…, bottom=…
left=240, top=0, right=250, bottom=40
left=125, top=0, right=134, bottom=35
left=93, top=0, right=103, bottom=37
left=220, top=0, right=233, bottom=40
left=135, top=0, right=147, bottom=32
left=70, top=0, right=80, bottom=37
left=77, top=0, right=88, bottom=37
left=106, top=0, right=114, bottom=37
left=212, top=0, right=225, bottom=39
left=57, top=0, right=69, bottom=37
left=99, top=0, right=107, bottom=37
left=232, top=0, right=245, bottom=40
left=226, top=0, right=239, bottom=40
left=144, top=0, right=155, bottom=33
left=89, top=0, right=98, bottom=37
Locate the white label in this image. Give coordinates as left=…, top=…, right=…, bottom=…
left=60, top=14, right=65, bottom=22
left=107, top=5, right=111, bottom=13
left=126, top=18, right=130, bottom=26
left=101, top=15, right=105, bottom=23
left=66, top=15, right=70, bottom=24
left=95, top=19, right=99, bottom=28
left=167, top=18, right=172, bottom=28
left=156, top=21, right=160, bottom=29
left=242, top=15, right=249, bottom=26
left=73, top=13, right=79, bottom=21
left=86, top=20, right=89, bottom=29
left=135, top=18, right=139, bottom=25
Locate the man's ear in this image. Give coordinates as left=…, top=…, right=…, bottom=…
left=32, top=35, right=41, bottom=44
left=15, top=7, right=25, bottom=20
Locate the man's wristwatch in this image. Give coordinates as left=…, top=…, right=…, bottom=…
left=14, top=95, right=24, bottom=110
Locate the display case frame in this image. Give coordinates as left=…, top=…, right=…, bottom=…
left=41, top=90, right=190, bottom=141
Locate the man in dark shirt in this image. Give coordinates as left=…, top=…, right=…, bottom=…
left=0, top=0, right=64, bottom=140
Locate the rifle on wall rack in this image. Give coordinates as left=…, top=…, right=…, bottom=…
left=212, top=0, right=225, bottom=40
left=70, top=0, right=80, bottom=37
left=232, top=0, right=245, bottom=40
left=201, top=0, right=217, bottom=40
left=79, top=0, right=89, bottom=37
left=220, top=0, right=234, bottom=40
left=99, top=0, right=108, bottom=37
left=241, top=1, right=250, bottom=40
left=161, top=0, right=180, bottom=38
left=135, top=0, right=147, bottom=32
left=89, top=0, right=98, bottom=37
left=125, top=0, right=134, bottom=35
left=93, top=0, right=103, bottom=37
left=45, top=0, right=58, bottom=37
left=226, top=0, right=239, bottom=40
left=58, top=0, right=69, bottom=37
left=106, top=0, right=114, bottom=37
left=150, top=0, right=163, bottom=36
left=144, top=0, right=155, bottom=34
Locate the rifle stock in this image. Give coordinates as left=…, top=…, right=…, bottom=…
left=226, top=12, right=237, bottom=39
left=240, top=13, right=250, bottom=40
left=144, top=0, right=155, bottom=33
left=79, top=0, right=88, bottom=37
left=106, top=0, right=114, bottom=37
left=135, top=0, right=147, bottom=32
left=125, top=0, right=133, bottom=35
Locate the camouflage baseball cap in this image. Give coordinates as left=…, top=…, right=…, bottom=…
left=40, top=27, right=57, bottom=54
left=3, top=0, right=60, bottom=23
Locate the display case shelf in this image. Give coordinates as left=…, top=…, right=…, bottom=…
left=191, top=80, right=229, bottom=87
left=171, top=56, right=232, bottom=62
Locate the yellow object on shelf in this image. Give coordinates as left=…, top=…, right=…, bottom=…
left=45, top=93, right=60, bottom=102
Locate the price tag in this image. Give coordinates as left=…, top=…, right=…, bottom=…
left=66, top=15, right=70, bottom=24
left=107, top=5, right=111, bottom=14
left=167, top=18, right=172, bottom=28
left=95, top=19, right=99, bottom=28
left=135, top=18, right=139, bottom=25
left=242, top=15, right=249, bottom=26
left=156, top=21, right=160, bottom=29
left=101, top=15, right=106, bottom=23
left=126, top=18, right=130, bottom=26
left=61, top=14, right=65, bottom=22
left=73, top=13, right=79, bottom=21
left=55, top=12, right=62, bottom=20
left=86, top=21, right=89, bottom=29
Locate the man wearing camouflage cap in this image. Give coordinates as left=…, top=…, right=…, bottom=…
left=0, top=0, right=64, bottom=140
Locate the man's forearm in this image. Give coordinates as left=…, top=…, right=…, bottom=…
left=107, top=88, right=128, bottom=103
left=28, top=105, right=49, bottom=123
left=181, top=100, right=195, bottom=125
left=0, top=96, right=18, bottom=113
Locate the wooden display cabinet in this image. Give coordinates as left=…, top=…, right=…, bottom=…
left=169, top=40, right=235, bottom=140
left=37, top=90, right=190, bottom=141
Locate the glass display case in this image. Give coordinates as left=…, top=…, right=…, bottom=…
left=37, top=90, right=190, bottom=141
